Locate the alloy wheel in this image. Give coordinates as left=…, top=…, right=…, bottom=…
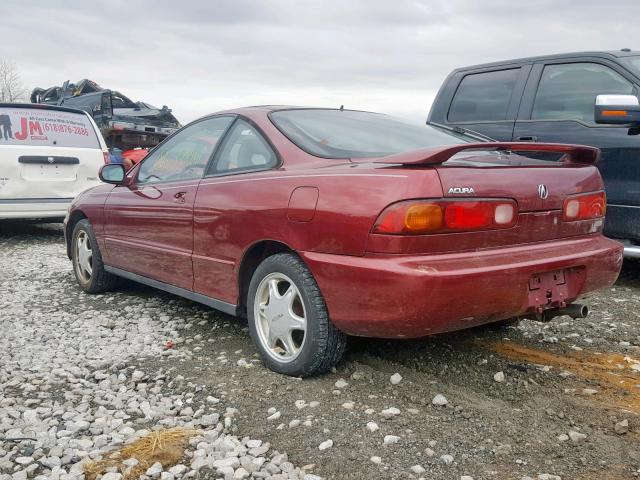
left=254, top=272, right=307, bottom=363
left=75, top=230, right=93, bottom=283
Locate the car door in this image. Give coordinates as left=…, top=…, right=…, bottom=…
left=193, top=118, right=280, bottom=305
left=441, top=66, right=530, bottom=140
left=104, top=116, right=234, bottom=289
left=512, top=60, right=640, bottom=240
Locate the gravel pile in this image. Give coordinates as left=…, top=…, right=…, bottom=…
left=3, top=223, right=640, bottom=479
left=0, top=226, right=317, bottom=480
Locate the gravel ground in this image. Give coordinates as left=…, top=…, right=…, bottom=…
left=1, top=222, right=639, bottom=480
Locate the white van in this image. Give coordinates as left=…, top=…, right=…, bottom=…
left=0, top=103, right=108, bottom=220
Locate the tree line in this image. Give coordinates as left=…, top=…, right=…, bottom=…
left=0, top=60, right=28, bottom=103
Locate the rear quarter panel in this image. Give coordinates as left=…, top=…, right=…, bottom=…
left=192, top=164, right=444, bottom=304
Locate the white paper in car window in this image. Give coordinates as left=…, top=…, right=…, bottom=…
left=0, top=107, right=100, bottom=148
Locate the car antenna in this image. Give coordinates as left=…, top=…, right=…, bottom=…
left=339, top=105, right=344, bottom=111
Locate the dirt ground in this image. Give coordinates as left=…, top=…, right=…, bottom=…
left=3, top=222, right=639, bottom=479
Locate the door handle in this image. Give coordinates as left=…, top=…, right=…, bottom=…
left=516, top=136, right=538, bottom=142
left=174, top=191, right=187, bottom=203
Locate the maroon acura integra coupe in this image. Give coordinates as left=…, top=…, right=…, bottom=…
left=64, top=107, right=623, bottom=376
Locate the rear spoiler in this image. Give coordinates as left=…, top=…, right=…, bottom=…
left=373, top=142, right=600, bottom=166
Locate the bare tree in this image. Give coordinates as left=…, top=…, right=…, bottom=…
left=0, top=60, right=28, bottom=102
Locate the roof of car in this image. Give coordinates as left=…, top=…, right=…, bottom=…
left=212, top=105, right=380, bottom=117
left=454, top=50, right=640, bottom=72
left=0, top=102, right=89, bottom=115
left=219, top=105, right=339, bottom=113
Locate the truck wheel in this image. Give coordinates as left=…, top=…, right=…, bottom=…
left=71, top=219, right=118, bottom=293
left=247, top=253, right=347, bottom=377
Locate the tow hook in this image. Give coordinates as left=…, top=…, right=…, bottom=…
left=523, top=303, right=589, bottom=322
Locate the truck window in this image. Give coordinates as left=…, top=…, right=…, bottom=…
left=621, top=55, right=640, bottom=76
left=532, top=63, right=633, bottom=123
left=111, top=92, right=137, bottom=109
left=448, top=69, right=520, bottom=122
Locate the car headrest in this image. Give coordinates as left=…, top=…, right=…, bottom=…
left=239, top=137, right=272, bottom=166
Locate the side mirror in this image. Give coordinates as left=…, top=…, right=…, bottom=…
left=595, top=94, right=640, bottom=125
left=99, top=164, right=126, bottom=184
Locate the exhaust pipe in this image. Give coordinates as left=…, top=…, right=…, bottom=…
left=563, top=303, right=589, bottom=319
left=524, top=303, right=589, bottom=322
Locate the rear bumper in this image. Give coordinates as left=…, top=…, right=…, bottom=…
left=301, top=235, right=623, bottom=338
left=0, top=198, right=72, bottom=220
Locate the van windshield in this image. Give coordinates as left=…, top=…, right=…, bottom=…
left=270, top=109, right=468, bottom=159
left=0, top=106, right=101, bottom=148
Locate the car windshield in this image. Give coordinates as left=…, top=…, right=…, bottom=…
left=270, top=109, right=469, bottom=158
left=621, top=55, right=640, bottom=77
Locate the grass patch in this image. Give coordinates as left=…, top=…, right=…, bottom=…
left=84, top=427, right=199, bottom=480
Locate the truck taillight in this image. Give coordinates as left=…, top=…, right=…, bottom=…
left=372, top=199, right=517, bottom=235
left=563, top=191, right=606, bottom=221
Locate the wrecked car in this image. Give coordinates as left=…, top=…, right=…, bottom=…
left=65, top=106, right=622, bottom=377
left=31, top=79, right=180, bottom=150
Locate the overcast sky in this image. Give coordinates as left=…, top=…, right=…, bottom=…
left=2, top=0, right=638, bottom=125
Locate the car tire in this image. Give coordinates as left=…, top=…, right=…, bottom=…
left=247, top=253, right=347, bottom=377
left=71, top=219, right=118, bottom=294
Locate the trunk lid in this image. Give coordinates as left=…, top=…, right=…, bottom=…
left=364, top=145, right=606, bottom=255
left=436, top=152, right=603, bottom=212
left=371, top=142, right=603, bottom=212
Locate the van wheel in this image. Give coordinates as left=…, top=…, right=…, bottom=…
left=71, top=219, right=118, bottom=293
left=247, top=253, right=347, bottom=377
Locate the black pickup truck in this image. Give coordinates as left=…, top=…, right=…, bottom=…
left=428, top=50, right=640, bottom=257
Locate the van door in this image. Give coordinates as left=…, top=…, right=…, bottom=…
left=439, top=66, right=530, bottom=140
left=0, top=106, right=105, bottom=217
left=513, top=60, right=640, bottom=242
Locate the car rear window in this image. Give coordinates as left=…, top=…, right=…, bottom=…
left=0, top=106, right=101, bottom=149
left=448, top=68, right=520, bottom=122
left=269, top=109, right=466, bottom=159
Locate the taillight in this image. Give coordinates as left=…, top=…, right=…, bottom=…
left=103, top=151, right=110, bottom=164
left=563, top=191, right=606, bottom=221
left=372, top=199, right=517, bottom=235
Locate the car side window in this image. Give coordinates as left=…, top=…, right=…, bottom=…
left=138, top=116, right=233, bottom=184
left=448, top=68, right=520, bottom=122
left=208, top=119, right=277, bottom=175
left=532, top=63, right=633, bottom=123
